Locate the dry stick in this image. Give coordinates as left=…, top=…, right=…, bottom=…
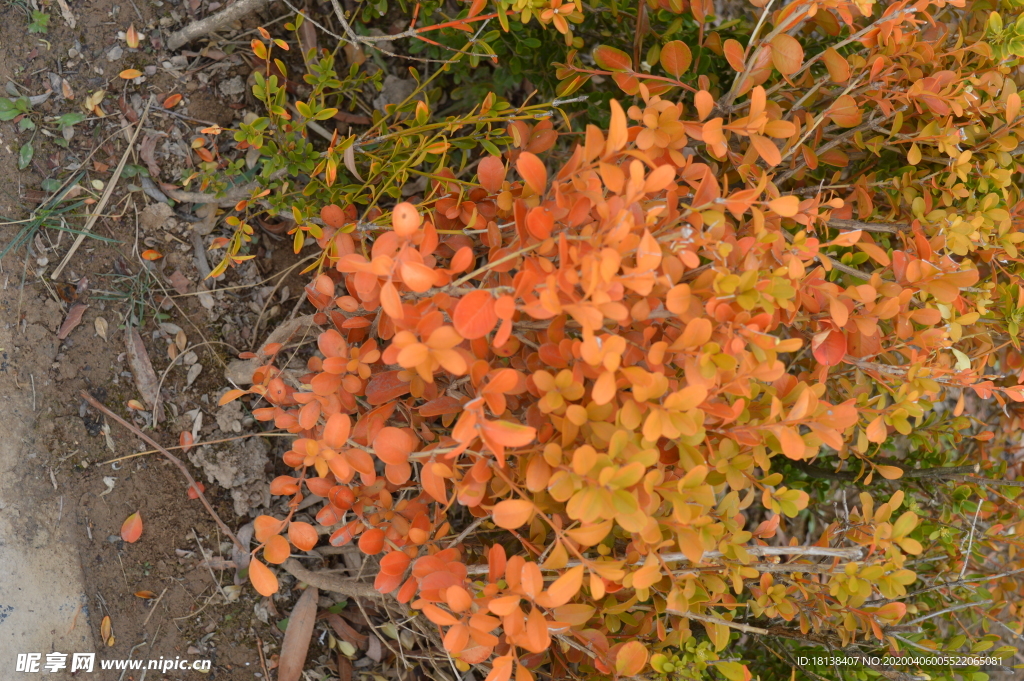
left=166, top=0, right=271, bottom=49
left=80, top=390, right=243, bottom=551
left=462, top=545, right=862, bottom=575
left=51, top=96, right=155, bottom=280
left=281, top=558, right=388, bottom=601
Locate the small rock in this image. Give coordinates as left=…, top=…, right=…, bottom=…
left=106, top=45, right=123, bottom=62
left=217, top=76, right=246, bottom=98
left=140, top=202, right=174, bottom=232
left=373, top=74, right=421, bottom=111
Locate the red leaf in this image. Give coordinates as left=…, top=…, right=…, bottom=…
left=811, top=329, right=847, bottom=366
left=365, top=370, right=411, bottom=405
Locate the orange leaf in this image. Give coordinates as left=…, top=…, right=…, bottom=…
left=254, top=514, right=286, bottom=543
left=482, top=419, right=536, bottom=446
left=121, top=512, right=143, bottom=543
left=822, top=47, right=850, bottom=83
left=723, top=39, right=746, bottom=71
left=126, top=24, right=140, bottom=48
left=249, top=559, right=279, bottom=596
left=865, top=416, right=888, bottom=443
left=453, top=290, right=498, bottom=339
left=876, top=465, right=904, bottom=480
left=593, top=45, right=632, bottom=72
left=218, top=389, right=247, bottom=405
left=323, top=412, right=352, bottom=449
left=263, top=534, right=291, bottom=564
left=358, top=528, right=386, bottom=554
left=163, top=93, right=182, bottom=108
left=373, top=426, right=418, bottom=465
left=777, top=427, right=807, bottom=460
left=660, top=40, right=692, bottom=77
left=380, top=280, right=404, bottom=320
left=829, top=94, right=862, bottom=127
left=141, top=249, right=163, bottom=260
left=615, top=641, right=648, bottom=676
left=186, top=482, right=205, bottom=499
left=478, top=155, right=506, bottom=193
left=770, top=34, right=803, bottom=75
left=288, top=521, right=319, bottom=552
left=1009, top=92, right=1022, bottom=125
left=542, top=565, right=583, bottom=608
left=767, top=195, right=800, bottom=217
left=135, top=591, right=156, bottom=599
left=811, top=329, right=846, bottom=366
left=491, top=499, right=534, bottom=529
left=179, top=430, right=194, bottom=453
left=119, top=68, right=143, bottom=80
left=516, top=152, right=547, bottom=195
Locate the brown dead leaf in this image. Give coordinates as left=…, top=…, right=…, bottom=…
left=61, top=78, right=74, bottom=100
left=298, top=7, right=318, bottom=57
left=118, top=94, right=138, bottom=123
left=125, top=326, right=164, bottom=422
left=333, top=111, right=372, bottom=126
left=366, top=634, right=382, bottom=662
left=337, top=654, right=352, bottom=681
left=169, top=270, right=191, bottom=295
left=57, top=303, right=88, bottom=339
left=277, top=586, right=318, bottom=681
left=139, top=133, right=166, bottom=179
left=343, top=144, right=363, bottom=182
left=326, top=613, right=368, bottom=648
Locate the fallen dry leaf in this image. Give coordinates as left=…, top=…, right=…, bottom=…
left=135, top=590, right=157, bottom=599
left=125, top=326, right=164, bottom=421
left=56, top=302, right=88, bottom=339
left=327, top=613, right=368, bottom=648
left=277, top=586, right=319, bottom=681
left=61, top=78, right=74, bottom=100
left=169, top=270, right=191, bottom=295
left=139, top=132, right=164, bottom=178
left=126, top=24, right=140, bottom=49
left=100, top=615, right=113, bottom=642
left=119, top=68, right=143, bottom=80
left=94, top=317, right=108, bottom=340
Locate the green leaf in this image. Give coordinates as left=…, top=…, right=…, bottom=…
left=28, top=10, right=50, bottom=33
left=18, top=117, right=35, bottom=131
left=18, top=141, right=33, bottom=170
left=55, top=112, right=86, bottom=127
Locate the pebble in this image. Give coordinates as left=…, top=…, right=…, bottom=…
left=106, top=45, right=123, bottom=61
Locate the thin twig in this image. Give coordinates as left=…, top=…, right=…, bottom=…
left=52, top=96, right=154, bottom=279
left=80, top=390, right=243, bottom=551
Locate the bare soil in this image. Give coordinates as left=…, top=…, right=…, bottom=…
left=0, top=0, right=311, bottom=677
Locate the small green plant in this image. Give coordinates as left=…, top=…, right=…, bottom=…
left=27, top=10, right=49, bottom=33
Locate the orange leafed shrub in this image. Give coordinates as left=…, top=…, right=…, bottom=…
left=219, top=0, right=1024, bottom=677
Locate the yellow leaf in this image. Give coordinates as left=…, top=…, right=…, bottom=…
left=907, top=142, right=922, bottom=165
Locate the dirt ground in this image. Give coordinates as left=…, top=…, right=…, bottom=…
left=0, top=0, right=327, bottom=677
